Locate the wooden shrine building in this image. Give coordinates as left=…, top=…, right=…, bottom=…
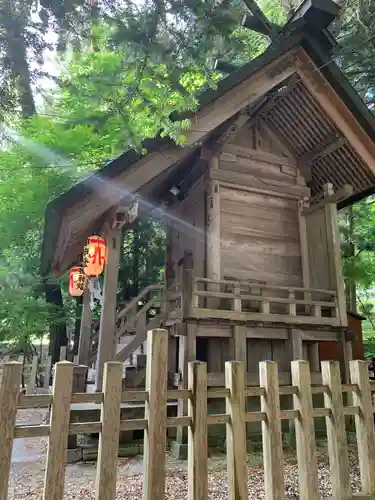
left=42, top=0, right=374, bottom=430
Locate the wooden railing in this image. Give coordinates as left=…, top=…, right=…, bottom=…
left=115, top=284, right=164, bottom=338
left=190, top=277, right=341, bottom=326
left=1, top=329, right=375, bottom=499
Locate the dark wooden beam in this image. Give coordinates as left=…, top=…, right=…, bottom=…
left=177, top=158, right=208, bottom=201
left=286, top=0, right=341, bottom=31
left=213, top=60, right=238, bottom=74
left=241, top=0, right=278, bottom=39
left=298, top=136, right=346, bottom=166
left=241, top=13, right=280, bottom=37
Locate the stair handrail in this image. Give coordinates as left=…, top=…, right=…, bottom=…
left=115, top=313, right=162, bottom=362
left=116, top=291, right=162, bottom=340
left=116, top=283, right=164, bottom=321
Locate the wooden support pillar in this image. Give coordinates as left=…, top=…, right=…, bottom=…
left=206, top=161, right=221, bottom=308
left=95, top=229, right=122, bottom=391
left=182, top=252, right=193, bottom=318
left=307, top=342, right=320, bottom=373
left=288, top=328, right=304, bottom=444
left=289, top=329, right=303, bottom=360
left=230, top=326, right=247, bottom=367
left=67, top=365, right=88, bottom=454
left=171, top=323, right=196, bottom=458
left=78, top=287, right=92, bottom=366
left=340, top=331, right=353, bottom=384
left=324, top=185, right=347, bottom=327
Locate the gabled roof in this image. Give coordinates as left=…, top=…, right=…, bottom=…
left=41, top=0, right=375, bottom=277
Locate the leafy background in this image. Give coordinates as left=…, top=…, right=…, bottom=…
left=1, top=0, right=375, bottom=361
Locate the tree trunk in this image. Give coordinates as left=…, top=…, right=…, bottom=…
left=3, top=3, right=36, bottom=117
left=45, top=283, right=68, bottom=364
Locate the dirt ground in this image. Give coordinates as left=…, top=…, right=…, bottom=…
left=9, top=410, right=363, bottom=499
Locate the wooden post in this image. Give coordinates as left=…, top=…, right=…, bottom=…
left=68, top=365, right=88, bottom=451
left=340, top=331, right=353, bottom=384
left=182, top=252, right=193, bottom=318
left=27, top=355, right=38, bottom=394
left=188, top=361, right=208, bottom=500
left=349, top=360, right=375, bottom=494
left=96, top=229, right=122, bottom=391
left=259, top=361, right=285, bottom=500
left=176, top=323, right=197, bottom=447
left=43, top=361, right=74, bottom=500
left=78, top=287, right=92, bottom=366
left=289, top=329, right=303, bottom=360
left=43, top=355, right=52, bottom=390
left=95, top=362, right=123, bottom=500
left=59, top=345, right=67, bottom=361
left=225, top=361, right=248, bottom=500
left=298, top=199, right=311, bottom=290
left=206, top=172, right=221, bottom=309
left=231, top=326, right=247, bottom=365
left=291, top=360, right=319, bottom=500
left=324, top=189, right=347, bottom=326
left=307, top=343, right=320, bottom=373
left=143, top=329, right=168, bottom=500
left=321, top=361, right=351, bottom=499
left=0, top=362, right=22, bottom=500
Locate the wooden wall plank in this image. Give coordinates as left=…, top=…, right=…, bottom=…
left=219, top=184, right=303, bottom=287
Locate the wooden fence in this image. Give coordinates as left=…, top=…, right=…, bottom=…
left=1, top=328, right=375, bottom=500
left=0, top=354, right=52, bottom=394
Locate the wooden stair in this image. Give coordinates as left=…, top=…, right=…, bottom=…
left=89, top=283, right=181, bottom=388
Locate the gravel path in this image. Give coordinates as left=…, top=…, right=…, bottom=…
left=9, top=410, right=363, bottom=499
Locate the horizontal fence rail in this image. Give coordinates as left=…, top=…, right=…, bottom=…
left=1, top=329, right=375, bottom=500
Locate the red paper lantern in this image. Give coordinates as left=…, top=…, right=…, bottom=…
left=69, top=266, right=86, bottom=296
left=83, top=235, right=106, bottom=276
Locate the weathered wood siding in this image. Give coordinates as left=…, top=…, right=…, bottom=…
left=169, top=174, right=207, bottom=282
left=305, top=208, right=331, bottom=290
left=217, top=140, right=304, bottom=287
left=233, top=119, right=293, bottom=158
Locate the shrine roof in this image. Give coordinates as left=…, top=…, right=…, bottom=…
left=41, top=0, right=375, bottom=276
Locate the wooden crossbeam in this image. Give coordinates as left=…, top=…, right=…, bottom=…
left=241, top=13, right=280, bottom=37
left=298, top=136, right=346, bottom=166
left=241, top=0, right=279, bottom=39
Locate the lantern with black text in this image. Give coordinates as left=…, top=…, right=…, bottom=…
left=69, top=267, right=86, bottom=296
left=83, top=235, right=106, bottom=276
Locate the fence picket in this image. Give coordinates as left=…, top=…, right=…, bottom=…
left=143, top=329, right=168, bottom=500
left=43, top=361, right=74, bottom=500
left=188, top=361, right=208, bottom=500
left=225, top=361, right=248, bottom=500
left=291, top=360, right=319, bottom=500
left=3, top=355, right=375, bottom=500
left=349, top=360, right=375, bottom=494
left=259, top=361, right=285, bottom=500
left=321, top=360, right=351, bottom=499
left=0, top=362, right=22, bottom=500
left=95, top=362, right=123, bottom=500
